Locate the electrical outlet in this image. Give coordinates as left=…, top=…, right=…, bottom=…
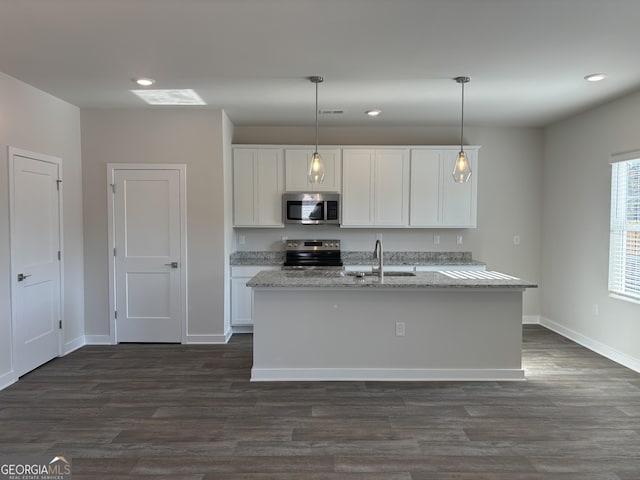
left=456, top=234, right=463, bottom=245
left=513, top=235, right=520, bottom=246
left=593, top=303, right=599, bottom=316
left=239, top=234, right=246, bottom=245
left=395, top=321, right=405, bottom=337
left=433, top=234, right=440, bottom=245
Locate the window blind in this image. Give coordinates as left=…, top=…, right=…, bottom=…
left=609, top=155, right=640, bottom=300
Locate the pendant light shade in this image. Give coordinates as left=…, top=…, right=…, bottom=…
left=452, top=76, right=472, bottom=183
left=308, top=76, right=325, bottom=184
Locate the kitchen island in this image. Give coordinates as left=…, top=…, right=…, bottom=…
left=247, top=270, right=537, bottom=382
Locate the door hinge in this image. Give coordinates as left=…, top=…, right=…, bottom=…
left=56, top=179, right=62, bottom=191
left=59, top=320, right=62, bottom=329
left=111, top=183, right=116, bottom=194
left=58, top=250, right=61, bottom=261
left=114, top=247, right=116, bottom=257
left=114, top=310, right=117, bottom=319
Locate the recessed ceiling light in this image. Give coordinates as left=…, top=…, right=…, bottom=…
left=584, top=73, right=607, bottom=82
left=366, top=110, right=382, bottom=117
left=130, top=89, right=207, bottom=105
left=134, top=77, right=156, bottom=87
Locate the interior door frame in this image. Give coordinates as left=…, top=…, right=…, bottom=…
left=8, top=146, right=64, bottom=374
left=107, top=163, right=187, bottom=344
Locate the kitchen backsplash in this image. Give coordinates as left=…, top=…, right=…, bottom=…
left=233, top=226, right=476, bottom=253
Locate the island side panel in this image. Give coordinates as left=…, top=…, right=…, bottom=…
left=251, top=288, right=525, bottom=381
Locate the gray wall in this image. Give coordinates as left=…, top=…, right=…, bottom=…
left=542, top=90, right=640, bottom=369
left=0, top=72, right=84, bottom=388
left=233, top=125, right=544, bottom=317
left=81, top=108, right=232, bottom=342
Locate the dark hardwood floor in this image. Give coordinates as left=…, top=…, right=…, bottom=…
left=1, top=325, right=639, bottom=479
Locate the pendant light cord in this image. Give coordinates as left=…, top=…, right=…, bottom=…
left=315, top=80, right=319, bottom=152
left=460, top=79, right=465, bottom=151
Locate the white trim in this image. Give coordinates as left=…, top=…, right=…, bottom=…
left=251, top=368, right=525, bottom=382
left=84, top=335, right=115, bottom=345
left=230, top=326, right=253, bottom=335
left=522, top=315, right=540, bottom=324
left=540, top=316, right=640, bottom=373
left=0, top=370, right=17, bottom=391
left=106, top=163, right=188, bottom=344
left=8, top=147, right=63, bottom=377
left=63, top=335, right=85, bottom=355
left=184, top=334, right=231, bottom=344
left=609, top=292, right=640, bottom=305
left=609, top=149, right=640, bottom=164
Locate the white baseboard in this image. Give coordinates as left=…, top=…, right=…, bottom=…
left=523, top=315, right=540, bottom=324
left=184, top=333, right=230, bottom=344
left=63, top=335, right=86, bottom=355
left=0, top=369, right=17, bottom=391
left=230, top=325, right=253, bottom=335
left=540, top=316, right=640, bottom=373
left=84, top=334, right=115, bottom=345
left=251, top=367, right=525, bottom=382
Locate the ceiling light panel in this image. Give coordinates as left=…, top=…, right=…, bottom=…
left=131, top=89, right=206, bottom=105
left=584, top=73, right=607, bottom=82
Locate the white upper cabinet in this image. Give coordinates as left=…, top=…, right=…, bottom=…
left=409, top=147, right=478, bottom=228
left=409, top=149, right=441, bottom=226
left=342, top=148, right=410, bottom=227
left=233, top=147, right=284, bottom=227
left=232, top=144, right=478, bottom=229
left=441, top=148, right=477, bottom=227
left=284, top=148, right=341, bottom=192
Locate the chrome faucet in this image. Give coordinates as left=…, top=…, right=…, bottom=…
left=373, top=239, right=384, bottom=279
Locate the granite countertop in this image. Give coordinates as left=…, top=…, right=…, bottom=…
left=230, top=250, right=486, bottom=267
left=247, top=269, right=537, bottom=290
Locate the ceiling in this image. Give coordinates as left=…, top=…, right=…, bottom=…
left=1, top=0, right=639, bottom=127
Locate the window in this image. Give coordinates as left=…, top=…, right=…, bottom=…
left=609, top=151, right=640, bottom=300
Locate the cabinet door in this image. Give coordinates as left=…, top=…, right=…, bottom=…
left=441, top=149, right=477, bottom=227
left=410, top=149, right=442, bottom=226
left=256, top=149, right=284, bottom=226
left=231, top=277, right=253, bottom=326
left=233, top=149, right=257, bottom=226
left=374, top=149, right=409, bottom=226
left=342, top=149, right=374, bottom=226
left=233, top=148, right=284, bottom=227
left=285, top=148, right=341, bottom=192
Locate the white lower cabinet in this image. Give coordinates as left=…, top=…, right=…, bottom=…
left=230, top=265, right=279, bottom=328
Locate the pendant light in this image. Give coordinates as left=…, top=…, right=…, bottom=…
left=452, top=76, right=472, bottom=183
left=308, top=76, right=325, bottom=184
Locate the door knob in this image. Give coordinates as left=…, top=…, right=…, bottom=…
left=164, top=262, right=179, bottom=268
left=17, top=273, right=32, bottom=282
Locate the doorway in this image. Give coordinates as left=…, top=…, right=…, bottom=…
left=107, top=164, right=187, bottom=343
left=9, top=147, right=63, bottom=377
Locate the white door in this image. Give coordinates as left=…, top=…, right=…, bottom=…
left=112, top=167, right=185, bottom=342
left=9, top=149, right=62, bottom=377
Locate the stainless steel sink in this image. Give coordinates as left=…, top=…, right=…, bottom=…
left=347, top=271, right=416, bottom=277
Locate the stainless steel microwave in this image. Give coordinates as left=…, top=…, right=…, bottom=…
left=283, top=192, right=340, bottom=225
